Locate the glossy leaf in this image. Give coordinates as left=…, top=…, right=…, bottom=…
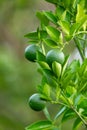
left=38, top=61, right=50, bottom=70
left=43, top=11, right=57, bottom=24
left=24, top=31, right=38, bottom=40
left=76, top=4, right=85, bottom=23
left=36, top=51, right=46, bottom=61
left=61, top=55, right=69, bottom=76
left=43, top=39, right=58, bottom=48
left=58, top=21, right=70, bottom=35
left=25, top=120, right=52, bottom=130
left=46, top=26, right=62, bottom=43
left=52, top=61, right=62, bottom=77
left=43, top=83, right=51, bottom=98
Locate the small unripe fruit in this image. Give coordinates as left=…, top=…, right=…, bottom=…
left=46, top=49, right=65, bottom=67
left=28, top=93, right=46, bottom=111
left=25, top=44, right=41, bottom=62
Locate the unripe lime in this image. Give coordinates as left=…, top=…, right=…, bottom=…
left=46, top=49, right=65, bottom=67
left=28, top=93, right=46, bottom=111
left=25, top=44, right=41, bottom=62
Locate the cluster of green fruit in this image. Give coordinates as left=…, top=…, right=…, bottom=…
left=25, top=44, right=65, bottom=111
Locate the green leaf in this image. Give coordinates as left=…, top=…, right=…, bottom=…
left=40, top=30, right=48, bottom=39
left=46, top=26, right=62, bottom=43
left=43, top=69, right=58, bottom=87
left=61, top=55, right=69, bottom=76
left=43, top=39, right=58, bottom=48
left=58, top=21, right=70, bottom=35
left=70, top=23, right=80, bottom=36
left=73, top=118, right=82, bottom=130
left=62, top=109, right=76, bottom=122
left=27, top=40, right=39, bottom=44
left=76, top=4, right=85, bottom=23
left=43, top=11, right=57, bottom=24
left=25, top=120, right=52, bottom=130
left=74, top=94, right=83, bottom=107
left=38, top=61, right=50, bottom=70
left=36, top=12, right=49, bottom=25
left=69, top=60, right=80, bottom=73
left=62, top=0, right=71, bottom=8
left=36, top=51, right=46, bottom=62
left=56, top=87, right=61, bottom=101
left=54, top=106, right=66, bottom=120
left=66, top=85, right=77, bottom=97
left=24, top=31, right=38, bottom=40
left=52, top=61, right=62, bottom=77
left=55, top=6, right=65, bottom=20
left=43, top=83, right=51, bottom=98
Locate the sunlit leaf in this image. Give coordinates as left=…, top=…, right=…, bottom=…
left=38, top=61, right=50, bottom=70
left=43, top=39, right=58, bottom=48
left=52, top=61, right=62, bottom=77
left=46, top=26, right=62, bottom=43
left=43, top=11, right=57, bottom=24
left=58, top=20, right=70, bottom=35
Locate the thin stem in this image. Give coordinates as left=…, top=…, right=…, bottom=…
left=71, top=106, right=87, bottom=128
left=61, top=90, right=87, bottom=127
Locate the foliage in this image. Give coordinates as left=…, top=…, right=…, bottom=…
left=24, top=0, right=87, bottom=130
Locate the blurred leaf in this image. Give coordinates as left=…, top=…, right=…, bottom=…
left=45, top=0, right=58, bottom=5
left=55, top=6, right=65, bottom=20
left=69, top=60, right=80, bottom=73
left=54, top=106, right=66, bottom=120
left=62, top=109, right=76, bottom=122
left=36, top=12, right=49, bottom=25
left=73, top=118, right=82, bottom=130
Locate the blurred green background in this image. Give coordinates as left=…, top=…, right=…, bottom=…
left=0, top=0, right=85, bottom=130
left=0, top=0, right=55, bottom=130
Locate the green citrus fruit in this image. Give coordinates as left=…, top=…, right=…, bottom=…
left=25, top=44, right=41, bottom=62
left=28, top=93, right=46, bottom=111
left=46, top=49, right=65, bottom=67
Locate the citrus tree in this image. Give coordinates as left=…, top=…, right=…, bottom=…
left=24, top=0, right=87, bottom=129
